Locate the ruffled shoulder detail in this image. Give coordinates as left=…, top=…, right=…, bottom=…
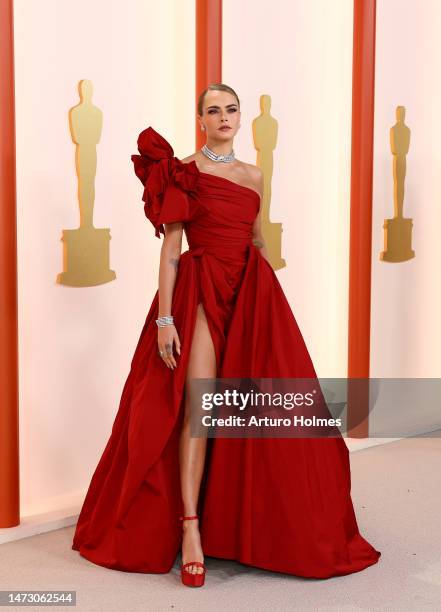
left=131, top=126, right=199, bottom=238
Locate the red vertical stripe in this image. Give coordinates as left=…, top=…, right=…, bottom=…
left=196, top=0, right=222, bottom=149
left=0, top=0, right=19, bottom=526
left=348, top=0, right=377, bottom=437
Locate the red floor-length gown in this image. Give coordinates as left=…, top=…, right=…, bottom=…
left=72, top=126, right=381, bottom=578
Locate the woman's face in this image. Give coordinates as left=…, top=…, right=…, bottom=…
left=199, top=90, right=241, bottom=140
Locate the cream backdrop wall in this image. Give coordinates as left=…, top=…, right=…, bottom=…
left=372, top=0, right=441, bottom=378
left=14, top=0, right=195, bottom=518
left=223, top=0, right=354, bottom=375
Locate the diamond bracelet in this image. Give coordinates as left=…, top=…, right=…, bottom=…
left=156, top=315, right=174, bottom=327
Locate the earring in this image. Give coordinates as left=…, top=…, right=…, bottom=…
left=201, top=125, right=205, bottom=131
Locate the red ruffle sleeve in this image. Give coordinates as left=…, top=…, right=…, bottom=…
left=131, top=126, right=199, bottom=238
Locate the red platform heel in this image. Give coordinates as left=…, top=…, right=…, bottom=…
left=179, top=515, right=206, bottom=587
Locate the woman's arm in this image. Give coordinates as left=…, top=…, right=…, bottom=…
left=157, top=222, right=184, bottom=369
left=251, top=168, right=270, bottom=263
left=158, top=222, right=183, bottom=317
left=252, top=208, right=270, bottom=263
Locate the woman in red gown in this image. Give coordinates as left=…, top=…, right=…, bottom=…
left=72, top=83, right=381, bottom=587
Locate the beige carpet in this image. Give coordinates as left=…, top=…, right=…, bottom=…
left=1, top=435, right=440, bottom=611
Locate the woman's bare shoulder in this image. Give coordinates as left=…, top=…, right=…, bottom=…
left=180, top=154, right=262, bottom=194
left=244, top=162, right=263, bottom=179
left=240, top=162, right=263, bottom=194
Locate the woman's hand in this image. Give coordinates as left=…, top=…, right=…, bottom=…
left=158, top=324, right=181, bottom=369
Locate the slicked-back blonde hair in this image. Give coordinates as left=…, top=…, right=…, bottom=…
left=197, top=83, right=240, bottom=116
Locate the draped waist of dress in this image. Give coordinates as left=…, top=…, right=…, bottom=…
left=187, top=235, right=255, bottom=264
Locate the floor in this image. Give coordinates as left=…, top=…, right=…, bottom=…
left=1, top=434, right=440, bottom=611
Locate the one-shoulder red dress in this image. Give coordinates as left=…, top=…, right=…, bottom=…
left=72, top=126, right=381, bottom=579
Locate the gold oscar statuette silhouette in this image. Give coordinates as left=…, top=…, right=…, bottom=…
left=380, top=105, right=415, bottom=262
left=252, top=95, right=286, bottom=271
left=57, top=79, right=116, bottom=286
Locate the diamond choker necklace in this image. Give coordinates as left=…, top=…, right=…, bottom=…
left=201, top=144, right=235, bottom=163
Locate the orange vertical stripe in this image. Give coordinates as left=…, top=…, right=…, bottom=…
left=0, top=0, right=19, bottom=526
left=195, top=0, right=222, bottom=149
left=347, top=0, right=377, bottom=437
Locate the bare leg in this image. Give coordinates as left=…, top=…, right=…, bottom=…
left=179, top=303, right=216, bottom=575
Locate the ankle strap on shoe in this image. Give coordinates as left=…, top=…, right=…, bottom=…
left=179, top=515, right=198, bottom=521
